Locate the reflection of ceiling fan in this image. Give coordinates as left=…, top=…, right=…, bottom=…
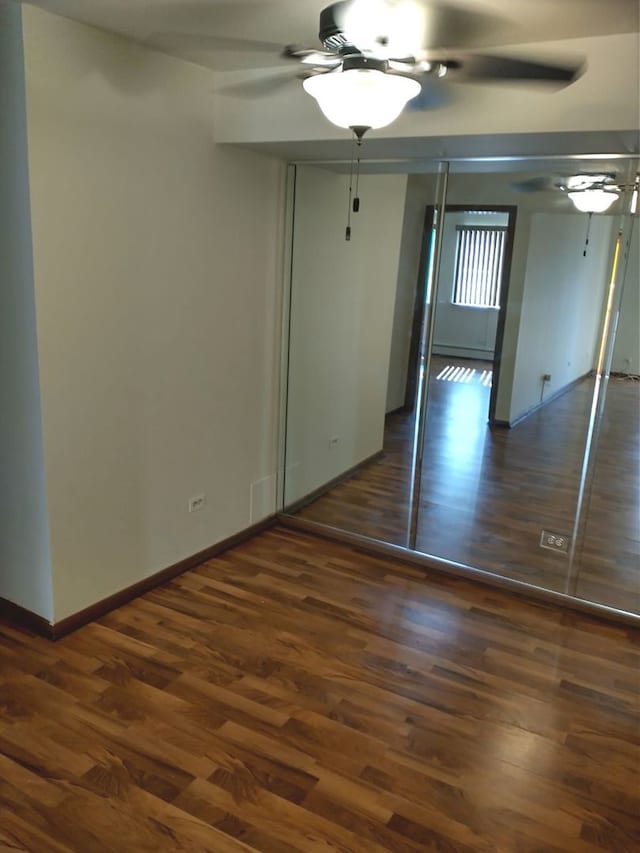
left=512, top=173, right=625, bottom=212
left=176, top=0, right=585, bottom=135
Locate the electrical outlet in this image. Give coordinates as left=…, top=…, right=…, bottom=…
left=188, top=494, right=206, bottom=513
left=329, top=436, right=339, bottom=448
left=542, top=373, right=551, bottom=382
left=540, top=530, right=570, bottom=553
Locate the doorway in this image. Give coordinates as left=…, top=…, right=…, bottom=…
left=404, top=205, right=517, bottom=425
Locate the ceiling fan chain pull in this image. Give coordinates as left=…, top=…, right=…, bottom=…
left=583, top=212, right=593, bottom=257
left=345, top=130, right=356, bottom=240
left=353, top=136, right=362, bottom=214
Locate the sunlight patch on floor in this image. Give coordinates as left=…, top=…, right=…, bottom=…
left=436, top=364, right=493, bottom=386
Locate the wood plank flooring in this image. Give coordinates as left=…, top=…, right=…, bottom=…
left=1, top=526, right=639, bottom=851
left=294, top=358, right=640, bottom=615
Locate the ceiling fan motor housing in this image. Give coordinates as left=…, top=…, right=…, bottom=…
left=342, top=54, right=388, bottom=72
left=319, top=2, right=351, bottom=51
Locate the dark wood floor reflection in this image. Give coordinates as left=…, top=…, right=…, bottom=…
left=295, top=358, right=640, bottom=614
left=1, top=527, right=639, bottom=852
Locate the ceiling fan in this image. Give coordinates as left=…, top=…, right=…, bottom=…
left=169, top=0, right=586, bottom=136
left=279, top=0, right=583, bottom=134
left=512, top=173, right=627, bottom=212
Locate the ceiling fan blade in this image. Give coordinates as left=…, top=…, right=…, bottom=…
left=450, top=53, right=584, bottom=85
left=511, top=172, right=621, bottom=194
left=150, top=32, right=294, bottom=70
left=565, top=173, right=617, bottom=190
left=215, top=69, right=302, bottom=99
left=152, top=32, right=285, bottom=54
left=282, top=45, right=342, bottom=65
left=404, top=80, right=453, bottom=111
left=510, top=176, right=564, bottom=193
left=417, top=1, right=511, bottom=50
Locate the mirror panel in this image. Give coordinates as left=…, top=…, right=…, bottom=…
left=413, top=165, right=619, bottom=596
left=284, top=165, right=444, bottom=546
left=282, top=155, right=639, bottom=619
left=574, top=220, right=639, bottom=613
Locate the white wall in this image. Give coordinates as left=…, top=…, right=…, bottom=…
left=509, top=212, right=614, bottom=422
left=612, top=223, right=640, bottom=375
left=385, top=173, right=437, bottom=412
left=285, top=167, right=407, bottom=504
left=433, top=211, right=508, bottom=361
left=21, top=6, right=285, bottom=621
left=0, top=3, right=53, bottom=621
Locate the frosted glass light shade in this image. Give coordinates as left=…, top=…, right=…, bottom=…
left=303, top=69, right=421, bottom=130
left=568, top=188, right=619, bottom=213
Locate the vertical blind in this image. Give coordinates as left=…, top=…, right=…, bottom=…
left=453, top=226, right=507, bottom=308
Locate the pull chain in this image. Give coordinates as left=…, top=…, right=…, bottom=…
left=345, top=126, right=368, bottom=241
left=353, top=138, right=362, bottom=213
left=583, top=212, right=593, bottom=257
left=345, top=131, right=356, bottom=241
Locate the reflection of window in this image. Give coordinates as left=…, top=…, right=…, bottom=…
left=453, top=226, right=507, bottom=308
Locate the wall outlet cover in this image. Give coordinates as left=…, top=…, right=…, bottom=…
left=188, top=494, right=206, bottom=513
left=540, top=530, right=570, bottom=553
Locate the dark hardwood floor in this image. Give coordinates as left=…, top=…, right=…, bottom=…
left=294, top=358, right=640, bottom=615
left=0, top=526, right=639, bottom=851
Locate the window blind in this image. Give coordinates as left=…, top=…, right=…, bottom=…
left=453, top=226, right=507, bottom=308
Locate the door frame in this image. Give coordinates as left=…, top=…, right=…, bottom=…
left=404, top=203, right=518, bottom=425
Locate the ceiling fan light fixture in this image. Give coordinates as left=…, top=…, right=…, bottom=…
left=303, top=68, right=420, bottom=130
left=568, top=188, right=619, bottom=213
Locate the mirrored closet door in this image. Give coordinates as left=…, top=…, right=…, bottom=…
left=283, top=163, right=446, bottom=548
left=573, top=208, right=639, bottom=613
left=281, top=156, right=639, bottom=620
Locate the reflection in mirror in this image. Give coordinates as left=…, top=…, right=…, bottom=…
left=284, top=165, right=442, bottom=545
left=282, top=156, right=639, bottom=618
left=574, top=220, right=639, bottom=613
left=413, top=165, right=619, bottom=596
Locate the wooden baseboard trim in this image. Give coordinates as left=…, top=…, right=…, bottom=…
left=432, top=347, right=494, bottom=360
left=0, top=516, right=277, bottom=641
left=283, top=450, right=385, bottom=516
left=503, top=371, right=592, bottom=429
left=0, top=597, right=51, bottom=638
left=51, top=515, right=277, bottom=639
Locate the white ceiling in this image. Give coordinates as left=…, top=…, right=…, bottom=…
left=20, top=0, right=640, bottom=165
left=23, top=0, right=640, bottom=71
